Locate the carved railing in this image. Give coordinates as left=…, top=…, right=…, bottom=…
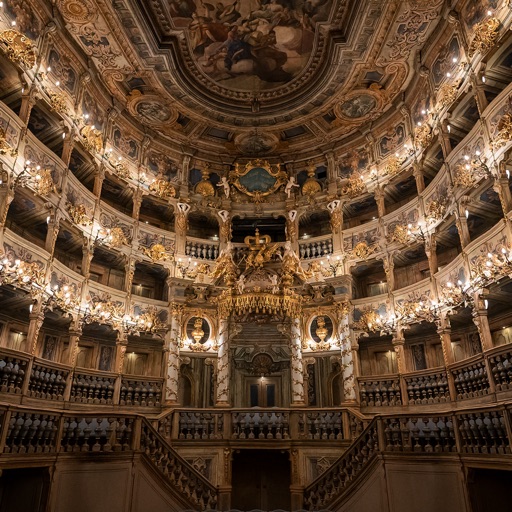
left=0, top=405, right=217, bottom=510
left=450, top=358, right=491, bottom=400
left=303, top=419, right=379, bottom=510
left=120, top=377, right=162, bottom=407
left=303, top=404, right=512, bottom=510
left=0, top=348, right=164, bottom=410
left=299, top=235, right=333, bottom=259
left=163, top=408, right=368, bottom=443
left=185, top=238, right=219, bottom=261
left=358, top=377, right=402, bottom=407
left=488, top=346, right=512, bottom=392
left=403, top=369, right=450, bottom=405
left=232, top=411, right=290, bottom=440
left=298, top=411, right=343, bottom=440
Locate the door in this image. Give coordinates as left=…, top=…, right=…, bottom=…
left=247, top=377, right=279, bottom=407
left=231, top=449, right=291, bottom=511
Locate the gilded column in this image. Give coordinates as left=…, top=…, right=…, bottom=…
left=290, top=317, right=305, bottom=405
left=165, top=303, right=183, bottom=404
left=216, top=315, right=230, bottom=406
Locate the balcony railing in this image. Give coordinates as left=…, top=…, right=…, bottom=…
left=356, top=343, right=512, bottom=409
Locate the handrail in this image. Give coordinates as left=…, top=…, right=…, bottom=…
left=0, top=403, right=217, bottom=510
left=303, top=402, right=512, bottom=510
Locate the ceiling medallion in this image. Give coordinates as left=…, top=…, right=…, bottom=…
left=57, top=0, right=97, bottom=23
left=232, top=132, right=279, bottom=156
left=334, top=85, right=384, bottom=124
left=231, top=160, right=287, bottom=201
left=126, top=91, right=178, bottom=128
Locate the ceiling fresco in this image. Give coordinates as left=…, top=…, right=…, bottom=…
left=167, top=0, right=332, bottom=92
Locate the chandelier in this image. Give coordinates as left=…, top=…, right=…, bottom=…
left=124, top=306, right=167, bottom=336
left=352, top=308, right=385, bottom=333
left=47, top=282, right=80, bottom=313
left=83, top=297, right=125, bottom=328
left=96, top=226, right=129, bottom=248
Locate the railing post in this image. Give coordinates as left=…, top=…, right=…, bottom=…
left=0, top=409, right=12, bottom=453
left=289, top=410, right=299, bottom=439
left=290, top=484, right=304, bottom=512
left=501, top=404, right=512, bottom=450
left=446, top=366, right=458, bottom=403
left=63, top=367, right=74, bottom=402
left=132, top=416, right=142, bottom=451
left=113, top=374, right=122, bottom=405
left=20, top=356, right=34, bottom=397
left=483, top=352, right=496, bottom=394
left=399, top=375, right=409, bottom=406
left=224, top=411, right=232, bottom=440
left=376, top=417, right=386, bottom=452
left=54, top=411, right=66, bottom=453
left=451, top=413, right=463, bottom=454
left=342, top=410, right=351, bottom=440
left=172, top=410, right=181, bottom=440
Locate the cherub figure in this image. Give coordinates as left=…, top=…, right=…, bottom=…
left=216, top=176, right=230, bottom=198
left=284, top=176, right=300, bottom=198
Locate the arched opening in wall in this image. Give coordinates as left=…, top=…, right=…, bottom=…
left=27, top=103, right=65, bottom=157
left=100, top=173, right=133, bottom=217
left=187, top=211, right=219, bottom=240
left=132, top=262, right=167, bottom=301
left=68, top=147, right=95, bottom=193
left=393, top=242, right=430, bottom=288
left=140, top=196, right=174, bottom=230
left=231, top=449, right=291, bottom=512
left=298, top=209, right=330, bottom=239
left=467, top=184, right=503, bottom=241
left=5, top=190, right=49, bottom=250
left=385, top=173, right=418, bottom=215
left=231, top=215, right=286, bottom=243
left=53, top=222, right=84, bottom=273
left=89, top=245, right=126, bottom=291
left=0, top=53, right=24, bottom=116
left=437, top=220, right=463, bottom=261
left=350, top=259, right=387, bottom=299
left=178, top=372, right=193, bottom=407
left=343, top=195, right=378, bottom=228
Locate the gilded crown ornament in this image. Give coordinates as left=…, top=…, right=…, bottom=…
left=244, top=229, right=280, bottom=269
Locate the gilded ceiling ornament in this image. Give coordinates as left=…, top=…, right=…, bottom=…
left=0, top=258, right=45, bottom=290
left=414, top=122, right=433, bottom=149
left=67, top=203, right=92, bottom=226
left=141, top=243, right=170, bottom=263
left=425, top=198, right=446, bottom=223
left=493, top=112, right=512, bottom=149
left=16, top=164, right=56, bottom=196
left=0, top=29, right=36, bottom=69
left=334, top=85, right=384, bottom=123
left=80, top=125, right=103, bottom=154
left=128, top=306, right=167, bottom=335
left=194, top=168, right=215, bottom=197
left=301, top=162, right=321, bottom=198
left=341, top=172, right=366, bottom=198
left=149, top=178, right=176, bottom=199
left=436, top=81, right=460, bottom=108
left=382, top=154, right=406, bottom=177
left=47, top=90, right=68, bottom=115
left=395, top=298, right=435, bottom=325
left=231, top=160, right=287, bottom=200
left=350, top=241, right=377, bottom=260
left=0, top=127, right=17, bottom=157
left=127, top=91, right=178, bottom=127
left=387, top=223, right=413, bottom=245
left=468, top=17, right=500, bottom=58
left=57, top=0, right=97, bottom=23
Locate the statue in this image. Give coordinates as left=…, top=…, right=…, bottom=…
left=270, top=274, right=279, bottom=294
left=236, top=274, right=246, bottom=294
left=280, top=240, right=309, bottom=285
left=216, top=176, right=230, bottom=198
left=284, top=176, right=300, bottom=198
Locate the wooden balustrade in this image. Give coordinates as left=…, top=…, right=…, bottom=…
left=299, top=236, right=333, bottom=259
left=185, top=238, right=219, bottom=261
left=358, top=377, right=402, bottom=407
left=303, top=404, right=512, bottom=510
left=403, top=368, right=450, bottom=405
left=450, top=358, right=491, bottom=400
left=0, top=405, right=217, bottom=510
left=0, top=348, right=164, bottom=410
